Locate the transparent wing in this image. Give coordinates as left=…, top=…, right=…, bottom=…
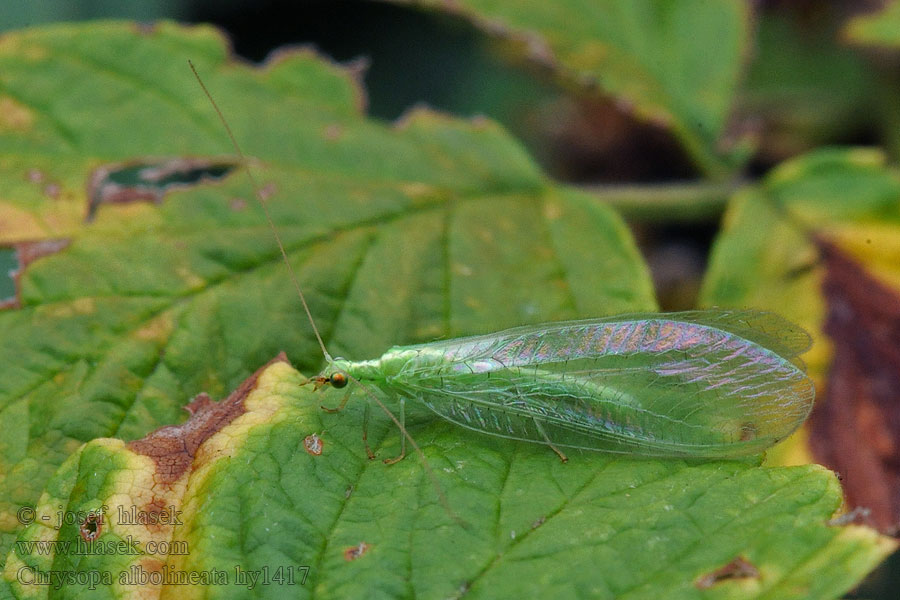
left=389, top=311, right=815, bottom=457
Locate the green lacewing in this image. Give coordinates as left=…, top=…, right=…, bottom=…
left=190, top=63, right=815, bottom=464
left=317, top=310, right=815, bottom=461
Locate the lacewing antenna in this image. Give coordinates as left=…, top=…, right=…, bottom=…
left=188, top=60, right=331, bottom=362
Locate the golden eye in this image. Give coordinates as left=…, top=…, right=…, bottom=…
left=330, top=372, right=349, bottom=389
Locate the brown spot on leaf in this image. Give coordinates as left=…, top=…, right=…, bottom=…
left=695, top=556, right=760, bottom=589
left=259, top=182, right=277, bottom=201
left=304, top=433, right=324, bottom=456
left=184, top=392, right=216, bottom=417
left=79, top=510, right=103, bottom=542
left=86, top=158, right=234, bottom=221
left=0, top=238, right=70, bottom=310
left=43, top=183, right=61, bottom=199
left=140, top=497, right=174, bottom=534
left=128, top=353, right=289, bottom=484
left=343, top=541, right=371, bottom=561
left=322, top=123, right=344, bottom=141
left=26, top=168, right=44, bottom=183
left=134, top=22, right=158, bottom=36
left=809, top=240, right=900, bottom=535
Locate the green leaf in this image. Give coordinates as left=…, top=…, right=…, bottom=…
left=0, top=21, right=893, bottom=598
left=844, top=1, right=900, bottom=48
left=394, top=0, right=751, bottom=176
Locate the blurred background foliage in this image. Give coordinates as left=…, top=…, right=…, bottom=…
left=3, top=1, right=900, bottom=597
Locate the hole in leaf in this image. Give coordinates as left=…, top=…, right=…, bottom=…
left=87, top=158, right=235, bottom=221
left=0, top=239, right=70, bottom=310
left=79, top=510, right=104, bottom=542
left=0, top=248, right=17, bottom=306
left=695, top=556, right=760, bottom=589
left=343, top=541, right=371, bottom=561
left=304, top=433, right=324, bottom=456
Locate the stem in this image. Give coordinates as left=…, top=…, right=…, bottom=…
left=577, top=179, right=747, bottom=222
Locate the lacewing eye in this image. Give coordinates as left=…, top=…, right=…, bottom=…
left=330, top=372, right=349, bottom=389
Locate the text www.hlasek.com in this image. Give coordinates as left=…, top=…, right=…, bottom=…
left=16, top=535, right=183, bottom=557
